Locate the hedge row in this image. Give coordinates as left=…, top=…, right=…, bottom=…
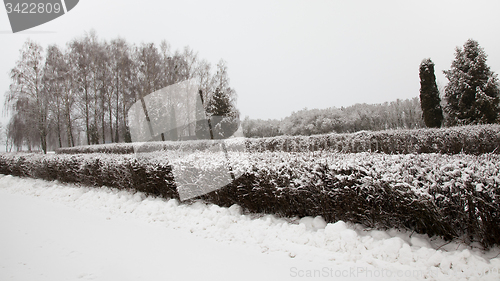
left=55, top=124, right=500, bottom=155
left=1, top=151, right=499, bottom=248
left=248, top=124, right=500, bottom=154
left=55, top=138, right=229, bottom=154
left=0, top=153, right=177, bottom=199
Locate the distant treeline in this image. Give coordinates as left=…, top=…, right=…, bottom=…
left=242, top=97, right=425, bottom=138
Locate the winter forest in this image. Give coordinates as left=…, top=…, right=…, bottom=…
left=3, top=30, right=239, bottom=153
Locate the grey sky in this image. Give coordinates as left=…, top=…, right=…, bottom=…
left=1, top=0, right=499, bottom=125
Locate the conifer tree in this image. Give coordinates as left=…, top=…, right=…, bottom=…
left=444, top=39, right=500, bottom=125
left=419, top=58, right=443, bottom=128
left=205, top=60, right=239, bottom=138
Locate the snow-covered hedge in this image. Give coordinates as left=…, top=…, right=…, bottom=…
left=55, top=124, right=500, bottom=155
left=1, top=151, right=499, bottom=248
left=246, top=124, right=500, bottom=154
left=55, top=139, right=225, bottom=154
left=0, top=153, right=177, bottom=199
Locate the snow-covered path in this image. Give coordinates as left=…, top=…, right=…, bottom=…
left=0, top=175, right=499, bottom=281
left=0, top=190, right=300, bottom=281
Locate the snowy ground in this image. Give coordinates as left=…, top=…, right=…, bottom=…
left=0, top=175, right=499, bottom=281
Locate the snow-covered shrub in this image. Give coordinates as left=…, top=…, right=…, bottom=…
left=54, top=124, right=500, bottom=155
left=0, top=152, right=179, bottom=199
left=56, top=142, right=134, bottom=154
left=1, top=151, right=499, bottom=248
left=248, top=124, right=500, bottom=154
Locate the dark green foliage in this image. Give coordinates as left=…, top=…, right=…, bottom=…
left=246, top=125, right=500, bottom=155
left=444, top=39, right=500, bottom=125
left=56, top=124, right=500, bottom=155
left=207, top=87, right=232, bottom=117
left=57, top=143, right=134, bottom=154
left=204, top=61, right=240, bottom=139
left=0, top=153, right=178, bottom=199
left=419, top=59, right=443, bottom=128
left=1, top=152, right=499, bottom=248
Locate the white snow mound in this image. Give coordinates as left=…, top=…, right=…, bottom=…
left=1, top=174, right=499, bottom=281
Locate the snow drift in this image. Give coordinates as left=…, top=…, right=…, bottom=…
left=1, top=174, right=499, bottom=280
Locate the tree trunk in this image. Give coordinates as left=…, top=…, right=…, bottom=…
left=108, top=93, right=114, bottom=143
left=114, top=74, right=120, bottom=143
left=56, top=100, right=62, bottom=148
left=84, top=84, right=90, bottom=145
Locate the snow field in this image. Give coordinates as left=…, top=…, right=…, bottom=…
left=0, top=186, right=298, bottom=281
left=1, top=174, right=499, bottom=280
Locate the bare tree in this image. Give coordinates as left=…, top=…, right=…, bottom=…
left=5, top=40, right=49, bottom=153
left=109, top=38, right=132, bottom=143
left=4, top=32, right=243, bottom=147
left=68, top=35, right=93, bottom=145
left=44, top=44, right=70, bottom=148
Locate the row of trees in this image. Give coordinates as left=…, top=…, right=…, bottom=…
left=243, top=39, right=499, bottom=138
left=242, top=97, right=425, bottom=138
left=5, top=36, right=497, bottom=149
left=419, top=39, right=500, bottom=128
left=4, top=31, right=239, bottom=153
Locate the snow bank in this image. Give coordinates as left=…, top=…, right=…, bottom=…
left=1, top=174, right=499, bottom=280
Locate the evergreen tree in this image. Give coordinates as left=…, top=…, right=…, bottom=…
left=444, top=39, right=500, bottom=125
left=205, top=60, right=240, bottom=139
left=419, top=58, right=443, bottom=128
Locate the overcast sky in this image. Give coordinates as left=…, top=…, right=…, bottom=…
left=1, top=0, right=499, bottom=126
